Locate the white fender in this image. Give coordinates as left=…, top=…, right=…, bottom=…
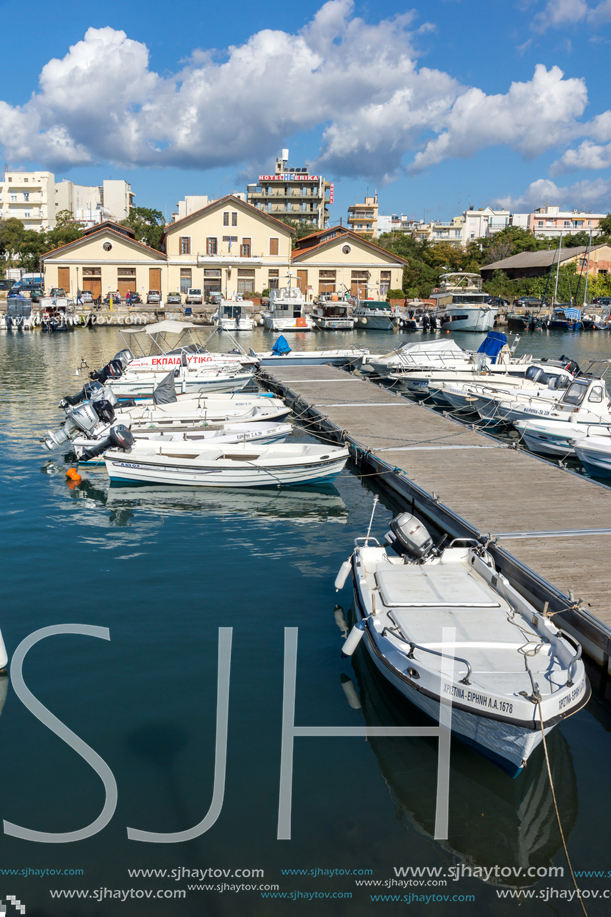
left=334, top=559, right=352, bottom=591
left=342, top=621, right=366, bottom=657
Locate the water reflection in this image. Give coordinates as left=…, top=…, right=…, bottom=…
left=62, top=477, right=348, bottom=527
left=344, top=614, right=577, bottom=887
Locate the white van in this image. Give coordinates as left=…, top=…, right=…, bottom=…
left=186, top=288, right=203, bottom=304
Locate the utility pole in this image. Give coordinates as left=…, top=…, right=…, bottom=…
left=553, top=232, right=563, bottom=304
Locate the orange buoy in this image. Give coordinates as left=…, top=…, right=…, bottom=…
left=66, top=468, right=82, bottom=483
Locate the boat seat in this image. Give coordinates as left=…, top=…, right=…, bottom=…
left=375, top=565, right=500, bottom=608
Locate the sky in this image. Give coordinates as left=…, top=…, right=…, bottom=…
left=1, top=0, right=611, bottom=223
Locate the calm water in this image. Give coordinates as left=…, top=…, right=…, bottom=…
left=1, top=325, right=611, bottom=916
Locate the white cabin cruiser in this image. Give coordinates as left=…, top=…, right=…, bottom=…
left=261, top=286, right=312, bottom=331
left=213, top=299, right=254, bottom=332
left=478, top=372, right=611, bottom=428
left=432, top=363, right=575, bottom=412
left=104, top=441, right=349, bottom=488
left=312, top=297, right=354, bottom=330
left=336, top=510, right=589, bottom=776
left=433, top=273, right=497, bottom=332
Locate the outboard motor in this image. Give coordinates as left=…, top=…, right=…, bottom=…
left=44, top=401, right=102, bottom=449
left=60, top=380, right=104, bottom=409
left=559, top=355, right=580, bottom=376
left=385, top=513, right=433, bottom=559
left=80, top=425, right=135, bottom=462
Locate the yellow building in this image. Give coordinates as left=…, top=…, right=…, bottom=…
left=347, top=194, right=378, bottom=237
left=291, top=227, right=407, bottom=300
left=41, top=222, right=166, bottom=299
left=163, top=195, right=294, bottom=298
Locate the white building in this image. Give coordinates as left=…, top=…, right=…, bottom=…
left=0, top=171, right=56, bottom=230
left=172, top=192, right=245, bottom=222
left=462, top=207, right=510, bottom=243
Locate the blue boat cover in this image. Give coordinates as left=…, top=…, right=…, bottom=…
left=271, top=335, right=292, bottom=355
left=476, top=331, right=507, bottom=364
left=556, top=307, right=582, bottom=321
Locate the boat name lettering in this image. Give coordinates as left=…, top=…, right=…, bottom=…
left=146, top=356, right=215, bottom=367
left=559, top=682, right=585, bottom=710
left=443, top=684, right=465, bottom=699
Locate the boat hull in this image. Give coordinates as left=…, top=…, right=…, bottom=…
left=353, top=314, right=396, bottom=331
left=109, top=372, right=253, bottom=399
left=312, top=317, right=354, bottom=330
left=438, top=308, right=497, bottom=332
left=262, top=315, right=312, bottom=332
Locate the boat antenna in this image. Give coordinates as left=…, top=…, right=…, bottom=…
left=366, top=495, right=379, bottom=541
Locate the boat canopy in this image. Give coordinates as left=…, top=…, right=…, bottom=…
left=362, top=301, right=391, bottom=311
left=477, top=331, right=508, bottom=364
left=553, top=307, right=582, bottom=320
left=272, top=335, right=292, bottom=356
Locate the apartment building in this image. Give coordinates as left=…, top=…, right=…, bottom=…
left=247, top=150, right=331, bottom=229
left=347, top=194, right=378, bottom=237
left=0, top=171, right=56, bottom=230
left=172, top=193, right=245, bottom=222
left=528, top=205, right=606, bottom=238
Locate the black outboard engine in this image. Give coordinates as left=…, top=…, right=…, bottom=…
left=60, top=380, right=104, bottom=409
left=385, top=513, right=434, bottom=559
left=80, top=425, right=135, bottom=462
left=89, top=348, right=133, bottom=384
left=559, top=354, right=580, bottom=376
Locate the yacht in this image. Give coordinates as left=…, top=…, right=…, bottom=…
left=433, top=273, right=498, bottom=332
left=261, top=286, right=312, bottom=332
left=352, top=299, right=397, bottom=331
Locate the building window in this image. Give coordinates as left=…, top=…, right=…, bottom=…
left=23, top=192, right=29, bottom=202
left=269, top=237, right=279, bottom=255
left=180, top=268, right=192, bottom=294
left=268, top=269, right=279, bottom=290
left=117, top=268, right=136, bottom=276
left=231, top=212, right=238, bottom=226
left=83, top=267, right=101, bottom=276
left=180, top=236, right=191, bottom=254
left=207, top=237, right=217, bottom=255
left=204, top=269, right=221, bottom=277
left=24, top=211, right=31, bottom=218
left=564, top=221, right=570, bottom=227
left=223, top=212, right=229, bottom=226
left=7, top=177, right=11, bottom=182
left=538, top=221, right=544, bottom=226
left=23, top=177, right=28, bottom=183
left=380, top=270, right=391, bottom=296
left=241, top=238, right=251, bottom=257
left=10, top=194, right=16, bottom=202
left=237, top=268, right=255, bottom=294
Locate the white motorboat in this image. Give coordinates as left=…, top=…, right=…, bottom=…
left=213, top=299, right=255, bottom=332
left=433, top=363, right=575, bottom=412
left=432, top=273, right=498, bottom=332
left=513, top=416, right=611, bottom=459
left=360, top=338, right=470, bottom=375
left=253, top=335, right=368, bottom=367
left=117, top=320, right=256, bottom=371
left=104, top=441, right=349, bottom=488
left=75, top=421, right=293, bottom=463
left=573, top=433, right=611, bottom=477
left=261, top=286, right=312, bottom=331
left=479, top=372, right=611, bottom=427
left=45, top=387, right=292, bottom=451
left=352, top=299, right=397, bottom=331
left=336, top=509, right=589, bottom=776
left=107, top=365, right=253, bottom=399
left=312, top=298, right=354, bottom=330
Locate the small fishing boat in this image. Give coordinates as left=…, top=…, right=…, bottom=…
left=253, top=335, right=368, bottom=367
left=261, top=286, right=312, bottom=332
left=335, top=506, right=589, bottom=776
left=573, top=433, right=611, bottom=477
left=213, top=299, right=255, bottom=332
left=107, top=365, right=253, bottom=399
left=352, top=300, right=397, bottom=331
left=546, top=306, right=582, bottom=331
left=74, top=421, right=293, bottom=463
left=435, top=362, right=575, bottom=413
left=104, top=441, right=349, bottom=488
left=312, top=297, right=354, bottom=330
left=479, top=369, right=610, bottom=427
left=116, top=320, right=256, bottom=371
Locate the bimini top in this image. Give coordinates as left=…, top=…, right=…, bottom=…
left=122, top=320, right=200, bottom=335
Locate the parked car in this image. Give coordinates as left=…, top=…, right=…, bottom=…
left=0, top=279, right=14, bottom=291
left=166, top=292, right=182, bottom=305
left=147, top=290, right=161, bottom=304
left=127, top=291, right=142, bottom=304
left=103, top=292, right=122, bottom=305
left=592, top=296, right=611, bottom=306
left=80, top=290, right=93, bottom=303
left=486, top=296, right=509, bottom=307
left=186, top=288, right=203, bottom=305
left=29, top=287, right=44, bottom=303
left=208, top=291, right=223, bottom=305
left=514, top=296, right=543, bottom=308
left=50, top=288, right=66, bottom=298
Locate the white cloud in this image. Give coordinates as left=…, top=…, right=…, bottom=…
left=532, top=0, right=611, bottom=30
left=0, top=3, right=607, bottom=182
left=493, top=175, right=611, bottom=211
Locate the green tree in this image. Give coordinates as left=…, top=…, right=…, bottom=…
left=563, top=231, right=591, bottom=248
left=121, top=206, right=166, bottom=251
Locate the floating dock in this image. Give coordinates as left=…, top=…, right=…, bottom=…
left=258, top=363, right=611, bottom=672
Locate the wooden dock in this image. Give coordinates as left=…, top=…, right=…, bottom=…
left=258, top=363, right=611, bottom=670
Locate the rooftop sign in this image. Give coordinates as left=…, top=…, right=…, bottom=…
left=259, top=174, right=320, bottom=181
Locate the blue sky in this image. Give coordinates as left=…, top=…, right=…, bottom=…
left=1, top=0, right=611, bottom=222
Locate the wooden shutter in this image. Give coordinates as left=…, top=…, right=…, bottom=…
left=269, top=237, right=279, bottom=255
left=118, top=279, right=136, bottom=297
left=297, top=270, right=308, bottom=293
left=149, top=267, right=161, bottom=290
left=83, top=278, right=101, bottom=299
left=241, top=238, right=251, bottom=257
left=58, top=267, right=70, bottom=292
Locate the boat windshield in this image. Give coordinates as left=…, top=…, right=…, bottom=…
left=562, top=380, right=589, bottom=405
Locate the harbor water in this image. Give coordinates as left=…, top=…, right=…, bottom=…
left=1, top=325, right=611, bottom=915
